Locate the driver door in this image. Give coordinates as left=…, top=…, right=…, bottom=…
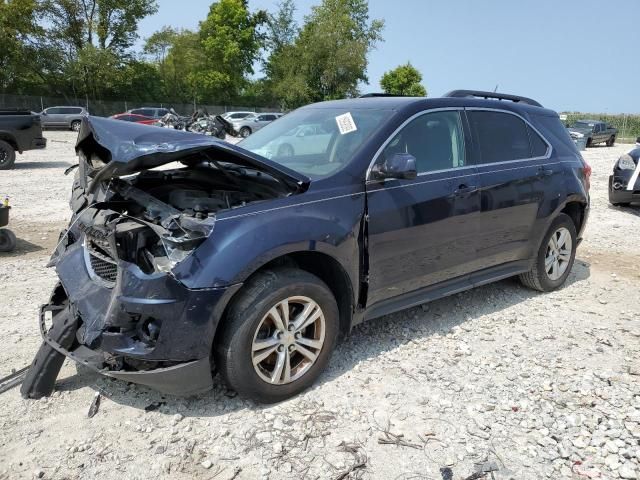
left=365, top=109, right=480, bottom=306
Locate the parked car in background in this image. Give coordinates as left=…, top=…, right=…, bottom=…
left=253, top=124, right=332, bottom=158
left=126, top=107, right=171, bottom=119
left=39, top=106, right=88, bottom=131
left=222, top=111, right=255, bottom=121
left=26, top=90, right=590, bottom=403
left=111, top=113, right=158, bottom=125
left=231, top=112, right=283, bottom=138
left=568, top=120, right=617, bottom=147
left=609, top=145, right=640, bottom=206
left=0, top=110, right=47, bottom=169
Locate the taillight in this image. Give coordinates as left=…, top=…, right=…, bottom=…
left=582, top=160, right=592, bottom=191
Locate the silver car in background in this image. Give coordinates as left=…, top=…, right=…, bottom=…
left=39, top=106, right=89, bottom=131
left=231, top=112, right=283, bottom=138
left=222, top=111, right=255, bottom=121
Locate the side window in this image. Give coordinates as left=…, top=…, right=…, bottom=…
left=380, top=110, right=466, bottom=174
left=527, top=125, right=549, bottom=157
left=46, top=107, right=61, bottom=114
left=468, top=111, right=533, bottom=163
left=257, top=115, right=268, bottom=121
left=130, top=109, right=143, bottom=115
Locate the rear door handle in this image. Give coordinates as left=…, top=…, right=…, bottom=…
left=538, top=167, right=554, bottom=177
left=454, top=184, right=478, bottom=196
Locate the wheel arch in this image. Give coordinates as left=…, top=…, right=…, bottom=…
left=213, top=250, right=355, bottom=348
left=0, top=132, right=18, bottom=151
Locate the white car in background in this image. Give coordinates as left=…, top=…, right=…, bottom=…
left=252, top=124, right=332, bottom=158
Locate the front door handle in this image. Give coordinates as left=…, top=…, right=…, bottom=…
left=454, top=184, right=478, bottom=196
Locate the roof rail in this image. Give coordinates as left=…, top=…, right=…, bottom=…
left=359, top=93, right=412, bottom=98
left=444, top=90, right=543, bottom=108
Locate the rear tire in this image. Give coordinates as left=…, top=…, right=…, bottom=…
left=239, top=127, right=251, bottom=138
left=519, top=213, right=577, bottom=292
left=0, top=229, right=17, bottom=252
left=586, top=138, right=592, bottom=148
left=70, top=120, right=81, bottom=132
left=606, top=136, right=616, bottom=147
left=215, top=268, right=339, bottom=403
left=0, top=140, right=16, bottom=170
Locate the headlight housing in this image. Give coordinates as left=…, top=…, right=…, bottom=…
left=617, top=154, right=636, bottom=171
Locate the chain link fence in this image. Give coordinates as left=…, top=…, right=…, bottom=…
left=0, top=93, right=280, bottom=117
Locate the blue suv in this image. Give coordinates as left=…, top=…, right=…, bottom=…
left=23, top=90, right=590, bottom=403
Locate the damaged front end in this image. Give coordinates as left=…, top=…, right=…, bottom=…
left=22, top=116, right=309, bottom=398
left=609, top=148, right=640, bottom=206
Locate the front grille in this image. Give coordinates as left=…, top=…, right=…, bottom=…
left=84, top=236, right=118, bottom=288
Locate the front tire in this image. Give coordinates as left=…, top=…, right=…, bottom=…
left=0, top=140, right=16, bottom=170
left=606, top=136, right=616, bottom=147
left=239, top=126, right=251, bottom=138
left=519, top=213, right=577, bottom=292
left=215, top=268, right=339, bottom=403
left=70, top=120, right=81, bottom=132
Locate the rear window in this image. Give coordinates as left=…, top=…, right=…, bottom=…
left=467, top=110, right=533, bottom=163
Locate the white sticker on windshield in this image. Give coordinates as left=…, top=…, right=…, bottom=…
left=335, top=112, right=357, bottom=135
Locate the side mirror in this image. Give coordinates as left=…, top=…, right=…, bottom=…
left=371, top=153, right=417, bottom=180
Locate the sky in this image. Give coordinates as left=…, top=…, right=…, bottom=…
left=137, top=0, right=640, bottom=113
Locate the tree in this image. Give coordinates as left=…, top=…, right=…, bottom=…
left=380, top=63, right=427, bottom=96
left=191, top=0, right=267, bottom=103
left=267, top=0, right=384, bottom=108
left=39, top=0, right=158, bottom=98
left=265, top=0, right=297, bottom=52
left=0, top=0, right=43, bottom=92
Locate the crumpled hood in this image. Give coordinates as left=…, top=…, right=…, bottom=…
left=75, top=116, right=310, bottom=191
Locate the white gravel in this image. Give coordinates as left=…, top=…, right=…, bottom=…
left=0, top=132, right=639, bottom=480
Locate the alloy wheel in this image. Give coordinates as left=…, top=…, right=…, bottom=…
left=545, top=227, right=572, bottom=281
left=251, top=296, right=326, bottom=385
left=0, top=149, right=7, bottom=165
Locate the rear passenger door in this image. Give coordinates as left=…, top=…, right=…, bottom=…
left=466, top=109, right=553, bottom=270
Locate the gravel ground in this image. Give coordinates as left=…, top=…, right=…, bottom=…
left=0, top=132, right=639, bottom=480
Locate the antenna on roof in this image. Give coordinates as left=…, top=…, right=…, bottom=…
left=493, top=84, right=499, bottom=93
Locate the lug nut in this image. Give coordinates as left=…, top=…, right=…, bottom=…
left=288, top=345, right=295, bottom=352
left=288, top=324, right=294, bottom=332
left=277, top=345, right=284, bottom=352
left=295, top=332, right=301, bottom=339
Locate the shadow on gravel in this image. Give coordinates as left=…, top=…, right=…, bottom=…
left=607, top=203, right=640, bottom=217
left=14, top=161, right=73, bottom=170
left=54, top=260, right=592, bottom=417
left=0, top=237, right=44, bottom=257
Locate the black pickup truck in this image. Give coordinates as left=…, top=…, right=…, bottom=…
left=0, top=110, right=47, bottom=169
left=567, top=120, right=618, bottom=147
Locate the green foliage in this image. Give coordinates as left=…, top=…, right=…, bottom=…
left=266, top=0, right=384, bottom=108
left=4, top=0, right=386, bottom=110
left=191, top=0, right=267, bottom=103
left=564, top=113, right=640, bottom=141
left=0, top=0, right=43, bottom=91
left=380, top=63, right=426, bottom=97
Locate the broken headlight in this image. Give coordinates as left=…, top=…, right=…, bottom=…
left=617, top=154, right=636, bottom=171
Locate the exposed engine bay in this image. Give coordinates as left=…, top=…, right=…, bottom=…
left=63, top=162, right=288, bottom=281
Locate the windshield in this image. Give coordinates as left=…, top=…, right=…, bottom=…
left=239, top=107, right=389, bottom=178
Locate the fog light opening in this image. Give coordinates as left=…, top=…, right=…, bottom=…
left=138, top=317, right=161, bottom=344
